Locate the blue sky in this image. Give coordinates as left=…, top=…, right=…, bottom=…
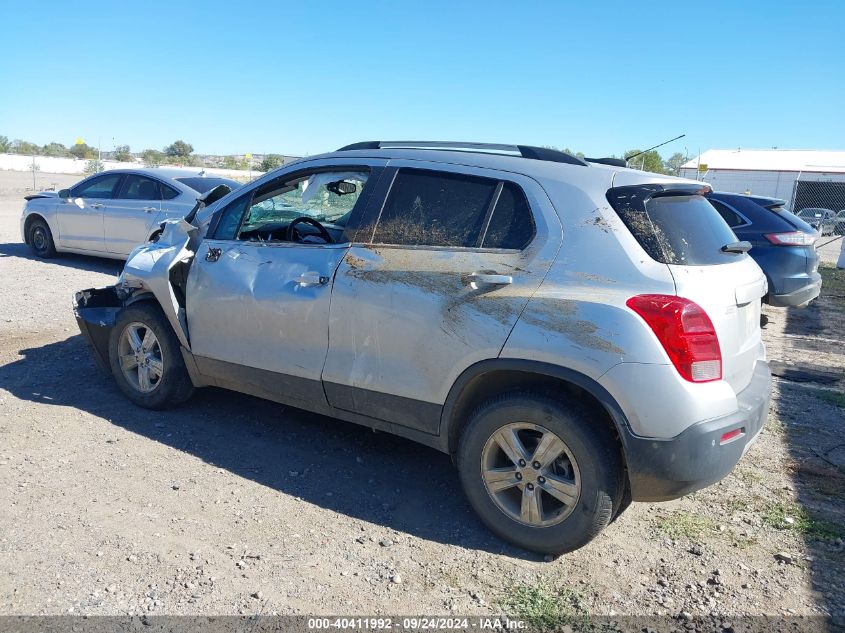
left=1, top=1, right=843, bottom=158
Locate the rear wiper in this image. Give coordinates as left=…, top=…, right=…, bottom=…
left=721, top=241, right=752, bottom=254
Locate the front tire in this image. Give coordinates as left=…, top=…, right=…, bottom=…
left=457, top=392, right=622, bottom=554
left=28, top=218, right=57, bottom=258
left=108, top=303, right=194, bottom=409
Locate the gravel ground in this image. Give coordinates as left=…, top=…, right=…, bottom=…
left=1, top=171, right=843, bottom=621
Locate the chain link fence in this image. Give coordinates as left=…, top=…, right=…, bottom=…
left=789, top=174, right=845, bottom=248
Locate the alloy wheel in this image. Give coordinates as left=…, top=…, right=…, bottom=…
left=480, top=422, right=581, bottom=527
left=117, top=322, right=164, bottom=393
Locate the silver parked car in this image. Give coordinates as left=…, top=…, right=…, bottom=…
left=21, top=168, right=240, bottom=259
left=796, top=207, right=836, bottom=236
left=74, top=142, right=771, bottom=554
left=835, top=210, right=845, bottom=235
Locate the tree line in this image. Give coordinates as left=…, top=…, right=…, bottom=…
left=0, top=135, right=287, bottom=172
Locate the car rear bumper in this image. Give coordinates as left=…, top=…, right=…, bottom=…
left=767, top=272, right=821, bottom=307
left=623, top=359, right=771, bottom=502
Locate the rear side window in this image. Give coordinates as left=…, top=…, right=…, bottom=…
left=709, top=199, right=746, bottom=228
left=373, top=169, right=496, bottom=247
left=608, top=187, right=740, bottom=266
left=372, top=169, right=534, bottom=249
left=118, top=175, right=161, bottom=200
left=483, top=182, right=535, bottom=249
left=161, top=184, right=180, bottom=200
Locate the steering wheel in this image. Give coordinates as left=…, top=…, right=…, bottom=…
left=286, top=216, right=334, bottom=244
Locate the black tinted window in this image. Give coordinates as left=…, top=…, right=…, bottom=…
left=161, top=184, right=180, bottom=200
left=373, top=169, right=496, bottom=247
left=609, top=189, right=740, bottom=266
left=709, top=199, right=745, bottom=228
left=483, top=182, right=535, bottom=249
left=213, top=194, right=251, bottom=240
left=118, top=175, right=161, bottom=200
left=73, top=174, right=122, bottom=199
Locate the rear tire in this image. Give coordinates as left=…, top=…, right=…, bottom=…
left=28, top=218, right=57, bottom=258
left=108, top=303, right=194, bottom=409
left=457, top=392, right=622, bottom=554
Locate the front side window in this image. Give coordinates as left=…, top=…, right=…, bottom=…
left=243, top=171, right=368, bottom=231
left=213, top=193, right=251, bottom=240
left=372, top=169, right=497, bottom=247
left=118, top=175, right=161, bottom=200
left=210, top=170, right=369, bottom=243
left=73, top=174, right=123, bottom=199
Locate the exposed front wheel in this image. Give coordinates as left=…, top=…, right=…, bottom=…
left=28, top=218, right=57, bottom=258
left=458, top=392, right=622, bottom=554
left=108, top=303, right=194, bottom=409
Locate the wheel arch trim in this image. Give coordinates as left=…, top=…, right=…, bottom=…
left=440, top=358, right=633, bottom=454
left=23, top=212, right=57, bottom=245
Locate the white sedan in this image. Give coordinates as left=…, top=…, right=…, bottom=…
left=21, top=168, right=240, bottom=259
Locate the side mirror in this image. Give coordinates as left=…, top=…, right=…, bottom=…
left=58, top=189, right=70, bottom=199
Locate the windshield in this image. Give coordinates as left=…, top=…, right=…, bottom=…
left=176, top=177, right=241, bottom=194
left=243, top=171, right=368, bottom=229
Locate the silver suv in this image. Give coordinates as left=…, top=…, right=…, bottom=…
left=74, top=141, right=771, bottom=554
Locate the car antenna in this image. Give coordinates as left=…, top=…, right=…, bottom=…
left=624, top=134, right=686, bottom=164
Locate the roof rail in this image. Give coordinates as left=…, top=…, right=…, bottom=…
left=585, top=157, right=627, bottom=167
left=336, top=141, right=588, bottom=167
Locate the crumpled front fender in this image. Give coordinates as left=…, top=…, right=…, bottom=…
left=118, top=219, right=199, bottom=349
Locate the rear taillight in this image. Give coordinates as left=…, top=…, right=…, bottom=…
left=626, top=294, right=722, bottom=383
left=764, top=231, right=817, bottom=246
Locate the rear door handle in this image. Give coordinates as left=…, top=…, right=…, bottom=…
left=142, top=206, right=157, bottom=213
left=205, top=247, right=222, bottom=262
left=296, top=271, right=329, bottom=287
left=465, top=272, right=513, bottom=287
left=89, top=203, right=104, bottom=209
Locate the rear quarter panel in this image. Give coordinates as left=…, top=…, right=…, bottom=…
left=501, top=173, right=677, bottom=379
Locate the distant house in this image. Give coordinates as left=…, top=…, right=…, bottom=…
left=680, top=149, right=845, bottom=212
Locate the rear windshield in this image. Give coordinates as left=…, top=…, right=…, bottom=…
left=176, top=177, right=240, bottom=194
left=609, top=189, right=740, bottom=266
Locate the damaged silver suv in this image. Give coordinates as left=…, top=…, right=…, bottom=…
left=75, top=141, right=771, bottom=554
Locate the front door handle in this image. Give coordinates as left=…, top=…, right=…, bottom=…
left=465, top=272, right=513, bottom=287
left=205, top=247, right=222, bottom=262
left=296, top=271, right=329, bottom=287
left=89, top=203, right=104, bottom=209
left=142, top=206, right=157, bottom=213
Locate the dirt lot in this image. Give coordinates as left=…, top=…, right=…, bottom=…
left=1, top=171, right=843, bottom=623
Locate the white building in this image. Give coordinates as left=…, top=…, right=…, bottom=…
left=679, top=149, right=845, bottom=211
